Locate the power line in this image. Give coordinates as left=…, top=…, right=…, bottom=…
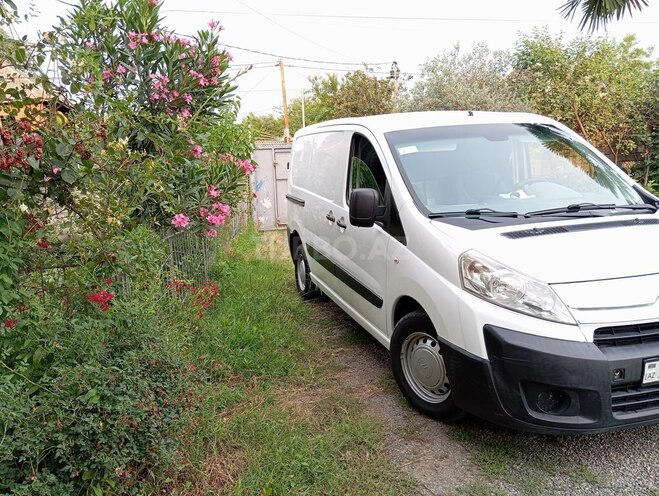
left=234, top=0, right=359, bottom=62
left=286, top=64, right=391, bottom=75
left=163, top=9, right=659, bottom=25
left=162, top=10, right=557, bottom=23
left=221, top=43, right=387, bottom=66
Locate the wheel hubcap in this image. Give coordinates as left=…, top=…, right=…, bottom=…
left=296, top=256, right=307, bottom=291
left=401, top=332, right=450, bottom=404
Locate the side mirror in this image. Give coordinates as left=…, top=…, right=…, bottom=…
left=349, top=188, right=379, bottom=227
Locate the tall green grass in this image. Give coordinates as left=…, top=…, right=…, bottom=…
left=171, top=229, right=416, bottom=495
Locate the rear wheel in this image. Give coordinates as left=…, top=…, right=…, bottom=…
left=390, top=310, right=462, bottom=422
left=294, top=244, right=319, bottom=300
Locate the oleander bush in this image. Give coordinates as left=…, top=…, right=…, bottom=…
left=0, top=0, right=254, bottom=493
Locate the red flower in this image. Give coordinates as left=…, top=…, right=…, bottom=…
left=186, top=364, right=197, bottom=372
left=4, top=319, right=18, bottom=329
left=86, top=290, right=114, bottom=310
left=36, top=238, right=49, bottom=249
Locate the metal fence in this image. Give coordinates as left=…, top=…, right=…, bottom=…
left=164, top=210, right=246, bottom=285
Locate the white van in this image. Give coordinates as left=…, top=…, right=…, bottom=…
left=286, top=111, right=659, bottom=434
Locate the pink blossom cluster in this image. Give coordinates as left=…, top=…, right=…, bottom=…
left=236, top=158, right=255, bottom=175
left=199, top=201, right=231, bottom=237
left=148, top=73, right=181, bottom=105
left=127, top=31, right=162, bottom=50
left=171, top=213, right=190, bottom=229
left=208, top=19, right=224, bottom=31
left=208, top=185, right=220, bottom=198
left=188, top=140, right=203, bottom=158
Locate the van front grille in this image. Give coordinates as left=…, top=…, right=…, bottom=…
left=612, top=384, right=659, bottom=415
left=593, top=322, right=659, bottom=348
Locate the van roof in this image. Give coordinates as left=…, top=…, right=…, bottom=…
left=294, top=111, right=558, bottom=137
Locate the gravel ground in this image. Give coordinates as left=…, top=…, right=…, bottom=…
left=313, top=299, right=659, bottom=496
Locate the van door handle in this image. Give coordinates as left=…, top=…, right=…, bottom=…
left=326, top=211, right=335, bottom=223
left=336, top=217, right=347, bottom=229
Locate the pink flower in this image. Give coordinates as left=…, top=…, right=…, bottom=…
left=236, top=159, right=255, bottom=175
left=128, top=41, right=138, bottom=50
left=208, top=185, right=220, bottom=198
left=208, top=19, right=219, bottom=29
left=199, top=207, right=209, bottom=218
left=183, top=93, right=193, bottom=104
left=180, top=108, right=192, bottom=118
left=186, top=364, right=196, bottom=371
left=190, top=144, right=203, bottom=158
left=149, top=0, right=159, bottom=5
left=206, top=214, right=226, bottom=226
left=116, top=64, right=126, bottom=75
left=84, top=40, right=96, bottom=50
left=102, top=69, right=113, bottom=81
left=179, top=38, right=190, bottom=47
left=171, top=213, right=190, bottom=229
left=213, top=202, right=231, bottom=216
left=151, top=33, right=162, bottom=42
left=205, top=228, right=217, bottom=238
left=52, top=167, right=61, bottom=174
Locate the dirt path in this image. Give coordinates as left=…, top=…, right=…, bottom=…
left=314, top=300, right=481, bottom=495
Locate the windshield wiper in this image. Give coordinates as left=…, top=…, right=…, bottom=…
left=525, top=203, right=658, bottom=217
left=429, top=208, right=520, bottom=219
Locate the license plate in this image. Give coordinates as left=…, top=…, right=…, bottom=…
left=643, top=359, right=659, bottom=385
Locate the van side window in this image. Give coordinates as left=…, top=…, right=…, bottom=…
left=348, top=135, right=386, bottom=205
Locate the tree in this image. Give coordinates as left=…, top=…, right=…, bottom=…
left=511, top=30, right=656, bottom=166
left=406, top=43, right=528, bottom=112
left=245, top=70, right=395, bottom=140
left=560, top=0, right=649, bottom=31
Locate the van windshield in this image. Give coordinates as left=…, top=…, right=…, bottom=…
left=385, top=123, right=646, bottom=217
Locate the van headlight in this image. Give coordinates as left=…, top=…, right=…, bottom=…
left=459, top=251, right=575, bottom=325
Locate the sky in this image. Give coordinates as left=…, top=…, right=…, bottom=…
left=12, top=0, right=659, bottom=122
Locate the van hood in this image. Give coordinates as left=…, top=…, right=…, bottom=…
left=434, top=216, right=659, bottom=284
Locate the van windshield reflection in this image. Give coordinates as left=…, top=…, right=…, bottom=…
left=386, top=123, right=646, bottom=218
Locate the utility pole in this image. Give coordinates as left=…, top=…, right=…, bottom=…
left=301, top=89, right=306, bottom=128
left=279, top=59, right=291, bottom=143
left=389, top=61, right=400, bottom=111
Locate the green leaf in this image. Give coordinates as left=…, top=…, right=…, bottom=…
left=61, top=169, right=77, bottom=184
left=56, top=142, right=73, bottom=157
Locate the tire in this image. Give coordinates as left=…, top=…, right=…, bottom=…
left=390, top=310, right=463, bottom=422
left=294, top=244, right=319, bottom=300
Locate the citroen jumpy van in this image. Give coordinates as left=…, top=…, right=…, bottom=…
left=286, top=111, right=659, bottom=434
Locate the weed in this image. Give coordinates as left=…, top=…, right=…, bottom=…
left=168, top=229, right=416, bottom=495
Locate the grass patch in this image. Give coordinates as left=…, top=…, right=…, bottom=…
left=171, top=228, right=416, bottom=495
left=569, top=464, right=603, bottom=486
left=449, top=425, right=556, bottom=494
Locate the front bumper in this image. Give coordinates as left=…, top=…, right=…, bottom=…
left=442, top=324, right=659, bottom=434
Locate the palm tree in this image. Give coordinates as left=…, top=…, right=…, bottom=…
left=560, top=0, right=649, bottom=31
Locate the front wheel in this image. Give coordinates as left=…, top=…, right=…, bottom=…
left=390, top=310, right=462, bottom=422
left=294, top=244, right=319, bottom=300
